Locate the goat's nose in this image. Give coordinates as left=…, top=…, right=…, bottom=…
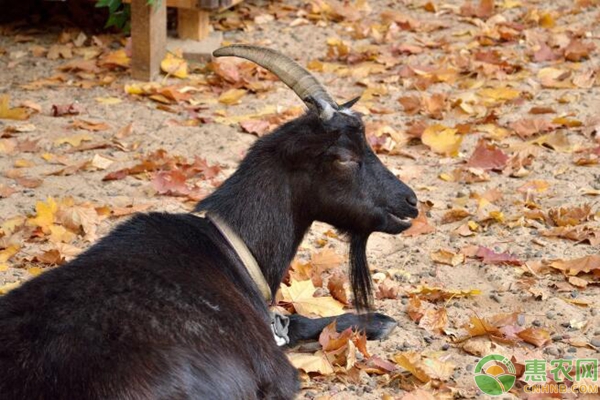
left=406, top=194, right=418, bottom=207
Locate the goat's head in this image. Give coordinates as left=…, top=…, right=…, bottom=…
left=213, top=45, right=418, bottom=310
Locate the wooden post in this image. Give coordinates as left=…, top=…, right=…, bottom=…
left=131, top=0, right=167, bottom=81
left=178, top=9, right=210, bottom=41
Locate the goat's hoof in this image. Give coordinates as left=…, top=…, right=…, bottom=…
left=365, top=313, right=398, bottom=341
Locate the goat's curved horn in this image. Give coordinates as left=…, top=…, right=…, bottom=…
left=213, top=44, right=337, bottom=113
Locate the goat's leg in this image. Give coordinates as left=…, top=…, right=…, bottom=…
left=286, top=312, right=397, bottom=346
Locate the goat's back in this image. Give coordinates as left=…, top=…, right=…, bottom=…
left=0, top=213, right=298, bottom=400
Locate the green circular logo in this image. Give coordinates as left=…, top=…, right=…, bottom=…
left=474, top=354, right=516, bottom=396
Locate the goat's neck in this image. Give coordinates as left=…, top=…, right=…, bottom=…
left=196, top=162, right=311, bottom=297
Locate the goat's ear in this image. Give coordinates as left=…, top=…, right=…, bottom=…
left=338, top=96, right=361, bottom=109
left=305, top=96, right=337, bottom=121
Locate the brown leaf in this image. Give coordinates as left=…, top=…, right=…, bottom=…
left=0, top=184, right=16, bottom=198
left=152, top=170, right=191, bottom=197
left=406, top=297, right=424, bottom=322
left=549, top=255, right=600, bottom=276
left=34, top=249, right=64, bottom=265
left=71, top=119, right=110, bottom=131
left=52, top=103, right=81, bottom=117
left=240, top=119, right=271, bottom=137
left=310, top=248, right=343, bottom=272
left=533, top=42, right=559, bottom=62
left=475, top=246, right=522, bottom=265
left=57, top=59, right=99, bottom=73
left=529, top=106, right=556, bottom=115
left=466, top=139, right=508, bottom=171
left=516, top=328, right=551, bottom=347
left=509, top=118, right=555, bottom=138
left=460, top=0, right=494, bottom=18
left=17, top=139, right=39, bottom=152
left=418, top=308, right=448, bottom=334
left=547, top=204, right=593, bottom=227
left=402, top=210, right=435, bottom=236
left=430, top=249, right=465, bottom=266
left=398, top=95, right=421, bottom=115
left=393, top=351, right=455, bottom=383
left=542, top=226, right=600, bottom=246
left=564, top=39, right=595, bottom=62
left=421, top=93, right=446, bottom=119
left=375, top=278, right=400, bottom=300
left=56, top=202, right=101, bottom=242
left=327, top=272, right=349, bottom=305
left=15, top=177, right=43, bottom=188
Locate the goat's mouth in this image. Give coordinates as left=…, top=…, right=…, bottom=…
left=384, top=212, right=413, bottom=234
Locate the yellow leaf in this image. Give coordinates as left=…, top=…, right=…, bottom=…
left=0, top=264, right=7, bottom=272
left=430, top=250, right=465, bottom=267
left=0, top=95, right=29, bottom=120
left=439, top=172, right=455, bottom=182
left=27, top=266, right=43, bottom=277
left=1, top=216, right=25, bottom=236
left=411, top=285, right=481, bottom=299
left=0, top=281, right=21, bottom=295
left=90, top=154, right=114, bottom=170
left=280, top=279, right=345, bottom=317
left=560, top=297, right=590, bottom=307
left=218, top=89, right=247, bottom=105
left=421, top=125, right=463, bottom=157
left=95, top=97, right=122, bottom=105
left=540, top=12, right=555, bottom=28
left=14, top=159, right=34, bottom=168
left=478, top=87, right=520, bottom=101
left=124, top=84, right=145, bottom=95
left=99, top=49, right=130, bottom=68
left=538, top=68, right=572, bottom=89
left=53, top=133, right=93, bottom=147
left=160, top=52, right=188, bottom=79
left=28, top=197, right=58, bottom=233
left=517, top=180, right=550, bottom=193
left=394, top=351, right=455, bottom=383
left=56, top=204, right=100, bottom=242
left=0, top=245, right=20, bottom=263
left=48, top=225, right=76, bottom=244
left=287, top=351, right=334, bottom=375
left=502, top=0, right=522, bottom=8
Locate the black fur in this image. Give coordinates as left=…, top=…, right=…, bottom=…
left=0, top=109, right=417, bottom=399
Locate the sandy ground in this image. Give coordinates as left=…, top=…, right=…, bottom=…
left=1, top=0, right=599, bottom=399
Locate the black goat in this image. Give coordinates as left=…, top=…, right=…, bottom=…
left=0, top=45, right=418, bottom=399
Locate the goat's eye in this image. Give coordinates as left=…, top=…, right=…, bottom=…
left=333, top=159, right=359, bottom=169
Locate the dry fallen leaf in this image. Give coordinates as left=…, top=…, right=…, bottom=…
left=549, top=255, right=600, bottom=276
left=403, top=210, right=435, bottom=236
left=430, top=249, right=465, bottom=266
left=288, top=351, right=334, bottom=375
left=160, top=51, right=188, bottom=79
left=280, top=279, right=345, bottom=317
left=466, top=139, right=508, bottom=171
left=393, top=351, right=455, bottom=383
left=0, top=95, right=29, bottom=120
left=421, top=125, right=463, bottom=157
left=476, top=246, right=522, bottom=265
left=218, top=89, right=247, bottom=105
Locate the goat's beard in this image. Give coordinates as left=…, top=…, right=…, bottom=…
left=349, top=233, right=373, bottom=313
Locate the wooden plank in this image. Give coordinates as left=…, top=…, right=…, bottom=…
left=123, top=0, right=199, bottom=10
left=123, top=0, right=243, bottom=11
left=177, top=9, right=210, bottom=41
left=131, top=0, right=167, bottom=81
